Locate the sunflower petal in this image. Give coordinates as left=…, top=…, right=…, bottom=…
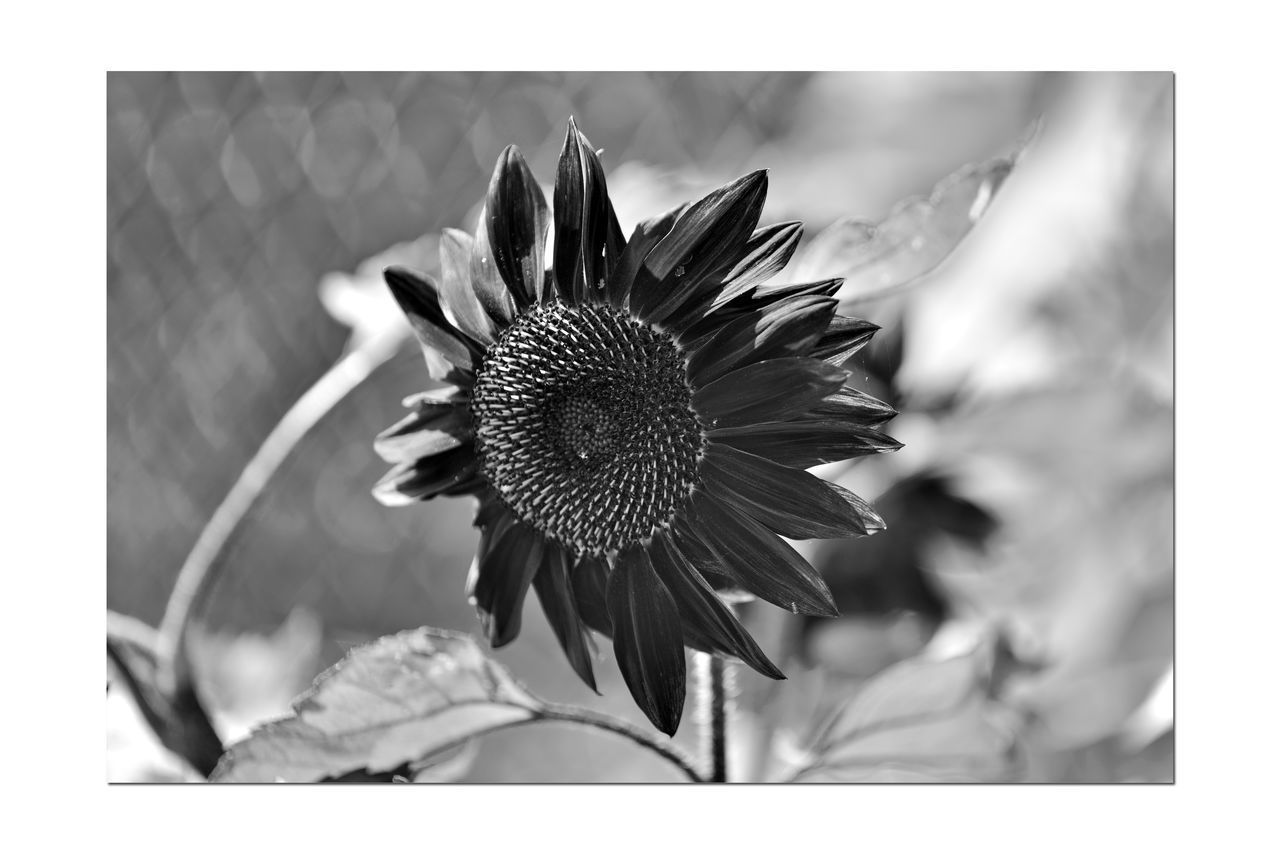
left=649, top=532, right=784, bottom=680
left=373, top=399, right=471, bottom=463
left=631, top=171, right=768, bottom=327
left=801, top=386, right=898, bottom=425
left=439, top=228, right=495, bottom=344
left=701, top=443, right=884, bottom=538
left=572, top=555, right=613, bottom=638
left=532, top=543, right=598, bottom=691
left=372, top=444, right=479, bottom=506
left=674, top=492, right=839, bottom=617
left=742, top=277, right=843, bottom=307
left=553, top=118, right=625, bottom=305
left=485, top=145, right=549, bottom=308
left=811, top=316, right=879, bottom=365
left=473, top=520, right=545, bottom=647
left=710, top=420, right=903, bottom=468
left=470, top=495, right=513, bottom=557
left=606, top=545, right=686, bottom=736
left=711, top=221, right=804, bottom=307
left=692, top=357, right=847, bottom=429
left=470, top=210, right=516, bottom=325
left=384, top=267, right=482, bottom=382
left=677, top=279, right=843, bottom=351
left=685, top=295, right=837, bottom=386
left=465, top=501, right=515, bottom=604
left=402, top=386, right=469, bottom=407
left=606, top=202, right=687, bottom=310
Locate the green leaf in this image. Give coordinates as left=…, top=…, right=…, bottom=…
left=795, top=148, right=1023, bottom=306
left=791, top=637, right=1022, bottom=783
left=211, top=628, right=545, bottom=783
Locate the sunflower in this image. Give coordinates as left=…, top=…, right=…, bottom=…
left=373, top=119, right=900, bottom=735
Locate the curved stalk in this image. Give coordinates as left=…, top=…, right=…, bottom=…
left=157, top=329, right=405, bottom=685
left=540, top=703, right=704, bottom=783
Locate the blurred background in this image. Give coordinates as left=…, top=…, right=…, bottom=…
left=107, top=71, right=1173, bottom=782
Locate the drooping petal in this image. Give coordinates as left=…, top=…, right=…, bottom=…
left=673, top=492, right=839, bottom=617
left=465, top=500, right=513, bottom=607
left=553, top=118, right=625, bottom=305
left=439, top=228, right=495, bottom=344
left=572, top=555, right=613, bottom=638
left=485, top=145, right=549, bottom=307
left=606, top=202, right=687, bottom=309
left=800, top=386, right=898, bottom=425
left=383, top=267, right=483, bottom=383
left=606, top=545, right=686, bottom=736
left=470, top=210, right=516, bottom=326
left=685, top=295, right=837, bottom=387
left=372, top=444, right=480, bottom=507
left=630, top=171, right=769, bottom=327
left=648, top=532, right=784, bottom=680
left=468, top=495, right=513, bottom=570
left=709, top=221, right=804, bottom=308
left=701, top=443, right=885, bottom=538
left=810, top=316, right=879, bottom=365
left=473, top=520, right=545, bottom=647
left=709, top=420, right=903, bottom=468
left=466, top=497, right=513, bottom=585
left=692, top=357, right=847, bottom=429
left=373, top=399, right=472, bottom=463
left=532, top=542, right=598, bottom=691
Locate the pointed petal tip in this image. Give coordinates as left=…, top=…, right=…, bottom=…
left=754, top=657, right=787, bottom=681
left=370, top=481, right=405, bottom=508
left=382, top=265, right=438, bottom=303
left=382, top=264, right=413, bottom=288
left=490, top=144, right=528, bottom=184
left=482, top=607, right=519, bottom=648
left=811, top=600, right=841, bottom=619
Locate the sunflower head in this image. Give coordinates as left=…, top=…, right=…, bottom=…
left=373, top=119, right=900, bottom=735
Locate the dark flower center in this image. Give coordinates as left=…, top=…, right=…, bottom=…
left=472, top=302, right=705, bottom=556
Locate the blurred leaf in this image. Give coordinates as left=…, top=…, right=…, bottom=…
left=1121, top=729, right=1173, bottom=783
left=791, top=637, right=1022, bottom=782
left=795, top=151, right=1020, bottom=306
left=106, top=630, right=225, bottom=779
left=929, top=381, right=1172, bottom=756
left=188, top=607, right=324, bottom=744
left=211, top=628, right=545, bottom=782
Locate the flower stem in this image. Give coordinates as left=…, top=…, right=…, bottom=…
left=156, top=329, right=404, bottom=688
left=540, top=704, right=703, bottom=783
left=696, top=651, right=731, bottom=782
